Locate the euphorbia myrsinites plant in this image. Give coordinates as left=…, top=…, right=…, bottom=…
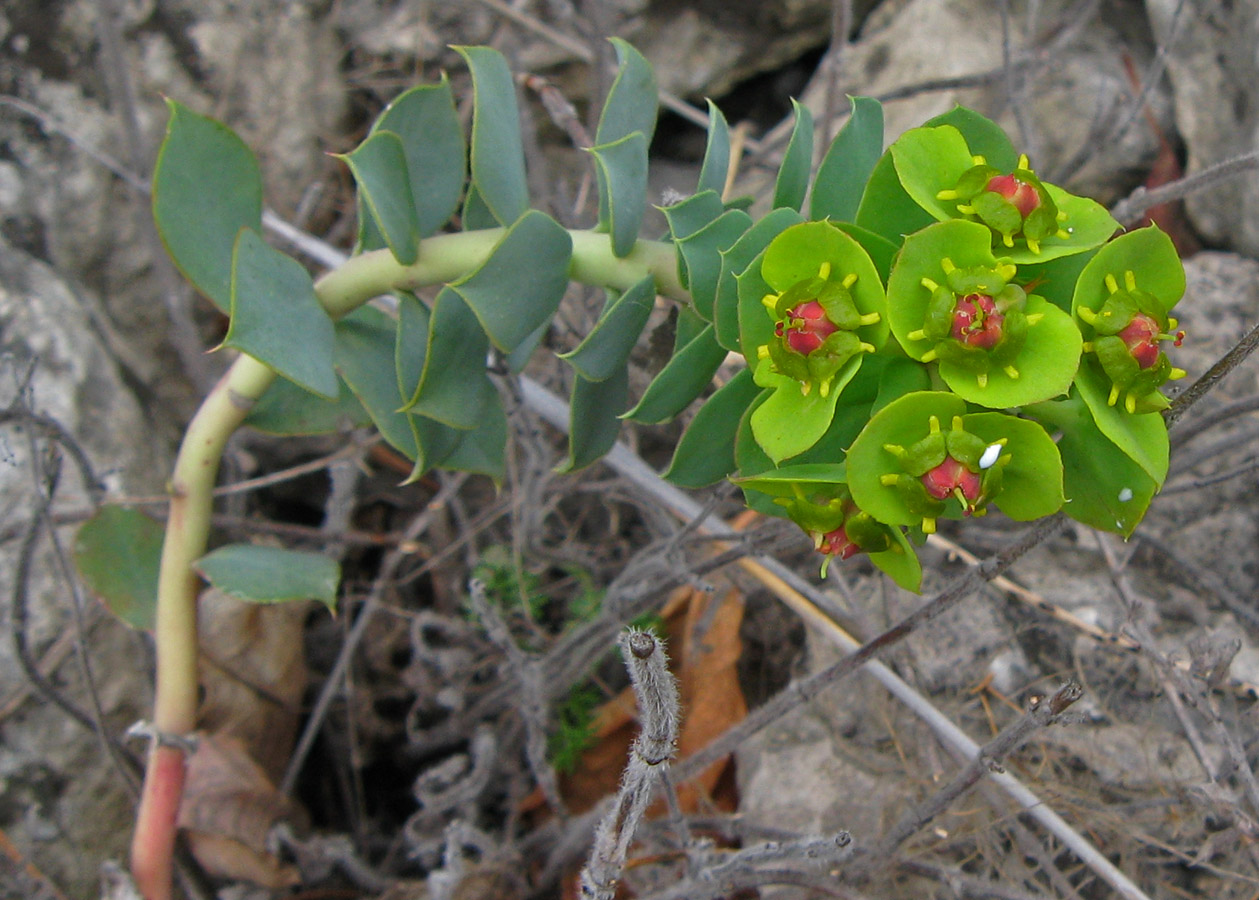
left=84, top=41, right=1191, bottom=898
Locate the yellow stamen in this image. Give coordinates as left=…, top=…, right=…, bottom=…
left=1082, top=341, right=1094, bottom=352
left=1077, top=307, right=1098, bottom=325
left=1026, top=237, right=1040, bottom=254
left=1104, top=274, right=1119, bottom=295
left=921, top=277, right=940, bottom=292
left=940, top=258, right=957, bottom=275
left=951, top=416, right=965, bottom=432
left=922, top=516, right=937, bottom=535
left=762, top=293, right=781, bottom=311
left=819, top=378, right=832, bottom=398
left=1170, top=367, right=1188, bottom=380
left=1107, top=385, right=1121, bottom=407
left=972, top=155, right=986, bottom=166
left=1169, top=316, right=1179, bottom=330
left=1056, top=229, right=1070, bottom=240
left=818, top=261, right=833, bottom=280
left=907, top=328, right=927, bottom=341
left=858, top=312, right=882, bottom=326
left=841, top=272, right=858, bottom=289
left=957, top=204, right=976, bottom=215
left=859, top=342, right=876, bottom=354
left=997, top=263, right=1017, bottom=281
left=800, top=382, right=812, bottom=396
left=1124, top=270, right=1137, bottom=291
left=928, top=416, right=942, bottom=434
left=1124, top=392, right=1137, bottom=414
left=1003, top=365, right=1019, bottom=379
left=1002, top=233, right=1014, bottom=248
left=1026, top=313, right=1044, bottom=325
left=921, top=349, right=938, bottom=363
left=880, top=473, right=900, bottom=486
left=976, top=372, right=988, bottom=388
left=757, top=344, right=770, bottom=360
left=937, top=189, right=961, bottom=200
left=1017, top=153, right=1030, bottom=170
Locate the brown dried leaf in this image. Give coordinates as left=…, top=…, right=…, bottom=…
left=197, top=587, right=310, bottom=780
left=672, top=585, right=747, bottom=810
left=178, top=732, right=303, bottom=888
left=556, top=585, right=747, bottom=813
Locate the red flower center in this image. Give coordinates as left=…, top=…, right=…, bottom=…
left=921, top=456, right=983, bottom=512
left=776, top=299, right=838, bottom=355
left=950, top=293, right=1005, bottom=349
left=1118, top=313, right=1164, bottom=370
left=818, top=525, right=862, bottom=560
left=986, top=173, right=1040, bottom=218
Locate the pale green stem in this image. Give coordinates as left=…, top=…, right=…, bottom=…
left=135, top=230, right=684, bottom=898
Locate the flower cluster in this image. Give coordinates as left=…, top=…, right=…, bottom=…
left=730, top=114, right=1187, bottom=590
left=758, top=261, right=879, bottom=398
left=1077, top=269, right=1187, bottom=414
left=936, top=154, right=1066, bottom=253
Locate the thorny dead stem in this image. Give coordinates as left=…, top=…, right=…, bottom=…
left=673, top=514, right=1068, bottom=784
left=579, top=628, right=680, bottom=900
left=856, top=681, right=1084, bottom=876
left=466, top=577, right=568, bottom=818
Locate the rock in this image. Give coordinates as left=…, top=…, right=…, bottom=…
left=0, top=0, right=349, bottom=406
left=0, top=238, right=168, bottom=897
left=1146, top=0, right=1259, bottom=255
left=785, top=0, right=1171, bottom=203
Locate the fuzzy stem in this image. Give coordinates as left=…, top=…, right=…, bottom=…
left=131, top=231, right=682, bottom=899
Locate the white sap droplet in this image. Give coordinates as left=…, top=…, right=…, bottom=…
left=979, top=443, right=1003, bottom=470
left=1118, top=487, right=1134, bottom=502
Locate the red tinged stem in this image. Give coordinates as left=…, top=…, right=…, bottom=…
left=131, top=744, right=187, bottom=900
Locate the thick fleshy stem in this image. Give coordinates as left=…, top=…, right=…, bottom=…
left=130, top=231, right=686, bottom=900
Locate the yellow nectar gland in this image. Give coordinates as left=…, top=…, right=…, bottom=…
left=761, top=292, right=781, bottom=311
left=756, top=344, right=770, bottom=360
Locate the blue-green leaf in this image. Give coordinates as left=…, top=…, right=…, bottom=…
left=370, top=77, right=466, bottom=238
left=595, top=37, right=658, bottom=146
left=451, top=210, right=572, bottom=352
left=461, top=183, right=501, bottom=231
left=811, top=96, right=883, bottom=223
left=245, top=375, right=372, bottom=436
left=340, top=130, right=420, bottom=265
left=195, top=544, right=340, bottom=612
left=456, top=45, right=529, bottom=225
left=336, top=306, right=419, bottom=458
left=588, top=132, right=649, bottom=258
left=773, top=99, right=813, bottom=212
left=714, top=207, right=805, bottom=352
left=74, top=506, right=163, bottom=631
left=395, top=292, right=431, bottom=402
left=439, top=388, right=508, bottom=482
left=623, top=323, right=728, bottom=424
left=558, top=366, right=629, bottom=473
left=696, top=100, right=732, bottom=197
left=225, top=229, right=337, bottom=398
left=854, top=150, right=934, bottom=247
left=676, top=208, right=754, bottom=322
left=559, top=276, right=656, bottom=382
left=405, top=286, right=493, bottom=429
left=664, top=367, right=760, bottom=488
left=152, top=99, right=263, bottom=312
